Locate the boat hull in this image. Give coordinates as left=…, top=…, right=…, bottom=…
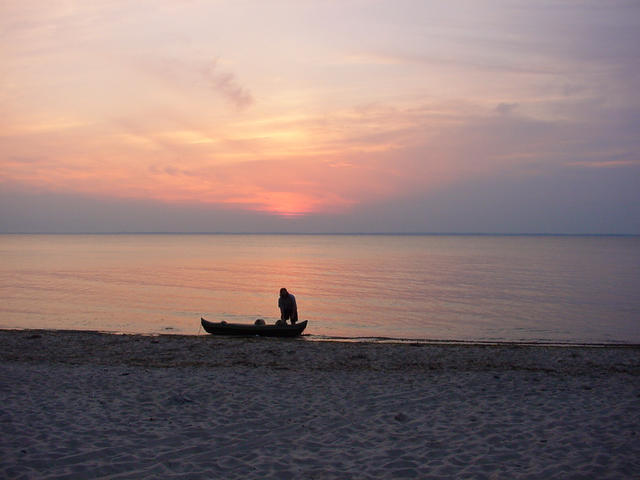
left=201, top=318, right=307, bottom=338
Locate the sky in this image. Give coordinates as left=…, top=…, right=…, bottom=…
left=1, top=0, right=639, bottom=233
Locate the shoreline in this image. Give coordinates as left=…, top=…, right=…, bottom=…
left=2, top=328, right=639, bottom=479
left=2, top=328, right=640, bottom=373
left=4, top=327, right=639, bottom=349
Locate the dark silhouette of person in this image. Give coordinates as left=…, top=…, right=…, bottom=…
left=278, top=288, right=298, bottom=325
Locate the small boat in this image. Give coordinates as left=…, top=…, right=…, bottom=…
left=201, top=318, right=308, bottom=338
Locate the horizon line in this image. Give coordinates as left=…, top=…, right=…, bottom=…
left=1, top=232, right=638, bottom=237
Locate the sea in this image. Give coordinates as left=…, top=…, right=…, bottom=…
left=1, top=234, right=638, bottom=344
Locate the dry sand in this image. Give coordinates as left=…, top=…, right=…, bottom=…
left=1, top=329, right=639, bottom=479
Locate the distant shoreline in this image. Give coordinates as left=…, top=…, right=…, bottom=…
left=2, top=232, right=639, bottom=237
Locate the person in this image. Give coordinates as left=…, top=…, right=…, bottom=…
left=278, top=288, right=298, bottom=325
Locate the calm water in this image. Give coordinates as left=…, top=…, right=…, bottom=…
left=1, top=234, right=638, bottom=344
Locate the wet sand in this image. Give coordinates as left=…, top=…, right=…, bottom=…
left=1, top=329, right=639, bottom=479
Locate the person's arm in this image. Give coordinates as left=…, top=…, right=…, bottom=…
left=291, top=295, right=298, bottom=321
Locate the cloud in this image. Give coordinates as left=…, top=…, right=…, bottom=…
left=125, top=55, right=254, bottom=112
left=566, top=160, right=638, bottom=169
left=203, top=60, right=254, bottom=110
left=495, top=103, right=518, bottom=115
left=0, top=184, right=285, bottom=233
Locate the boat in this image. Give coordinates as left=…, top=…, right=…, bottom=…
left=200, top=317, right=308, bottom=338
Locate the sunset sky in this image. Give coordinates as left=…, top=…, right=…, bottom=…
left=1, top=0, right=639, bottom=233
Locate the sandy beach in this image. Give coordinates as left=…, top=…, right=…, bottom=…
left=1, top=330, right=639, bottom=479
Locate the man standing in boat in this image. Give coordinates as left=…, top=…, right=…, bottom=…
left=278, top=288, right=298, bottom=325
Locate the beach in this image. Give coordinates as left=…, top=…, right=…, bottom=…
left=1, top=330, right=639, bottom=479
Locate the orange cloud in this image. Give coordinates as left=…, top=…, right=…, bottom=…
left=0, top=100, right=465, bottom=217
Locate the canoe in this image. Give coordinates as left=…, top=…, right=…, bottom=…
left=201, top=318, right=308, bottom=338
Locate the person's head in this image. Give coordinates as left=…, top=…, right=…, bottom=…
left=279, top=288, right=288, bottom=297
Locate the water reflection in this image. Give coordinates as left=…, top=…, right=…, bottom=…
left=1, top=234, right=639, bottom=343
